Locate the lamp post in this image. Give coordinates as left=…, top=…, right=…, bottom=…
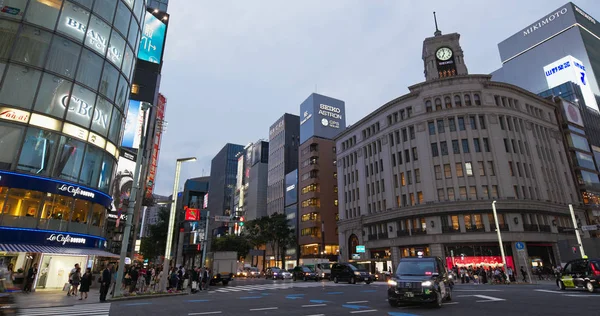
left=569, top=204, right=586, bottom=258
left=114, top=102, right=152, bottom=297
left=161, top=157, right=196, bottom=292
left=492, top=200, right=509, bottom=284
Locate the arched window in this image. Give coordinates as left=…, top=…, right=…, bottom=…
left=425, top=100, right=432, bottom=112
left=435, top=98, right=442, bottom=110
left=454, top=95, right=462, bottom=107
left=474, top=93, right=481, bottom=106
left=444, top=96, right=452, bottom=109
left=464, top=94, right=472, bottom=106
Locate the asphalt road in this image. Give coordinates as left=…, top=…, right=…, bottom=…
left=18, top=277, right=600, bottom=316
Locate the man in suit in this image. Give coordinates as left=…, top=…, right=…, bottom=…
left=100, top=263, right=113, bottom=302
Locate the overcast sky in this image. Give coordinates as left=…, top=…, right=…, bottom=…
left=152, top=0, right=599, bottom=196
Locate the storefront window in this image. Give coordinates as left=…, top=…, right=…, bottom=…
left=97, top=152, right=115, bottom=192
left=39, top=193, right=74, bottom=231
left=99, top=63, right=118, bottom=101
left=90, top=96, right=112, bottom=137
left=17, top=127, right=61, bottom=176
left=0, top=122, right=25, bottom=170
left=113, top=1, right=131, bottom=38
left=92, top=0, right=116, bottom=24
left=0, top=64, right=42, bottom=110
left=54, top=136, right=86, bottom=182
left=12, top=24, right=52, bottom=67
left=24, top=0, right=63, bottom=30
left=76, top=48, right=103, bottom=90
left=46, top=35, right=82, bottom=79
left=0, top=0, right=28, bottom=21
left=85, top=14, right=111, bottom=58
left=0, top=20, right=19, bottom=59
left=66, top=84, right=95, bottom=128
left=69, top=198, right=90, bottom=230
left=33, top=74, right=72, bottom=119
left=56, top=1, right=91, bottom=43
left=1, top=188, right=43, bottom=227
left=107, top=110, right=122, bottom=144
left=79, top=145, right=103, bottom=187
left=91, top=203, right=104, bottom=227
left=0, top=187, right=8, bottom=214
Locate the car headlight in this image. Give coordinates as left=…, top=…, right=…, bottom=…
left=387, top=279, right=397, bottom=286
left=421, top=281, right=432, bottom=287
left=321, top=273, right=325, bottom=277
left=448, top=274, right=453, bottom=279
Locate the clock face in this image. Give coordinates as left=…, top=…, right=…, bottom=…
left=436, top=47, right=453, bottom=61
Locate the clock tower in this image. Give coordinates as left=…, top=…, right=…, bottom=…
left=423, top=12, right=468, bottom=81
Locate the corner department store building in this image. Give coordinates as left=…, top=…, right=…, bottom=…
left=0, top=0, right=145, bottom=290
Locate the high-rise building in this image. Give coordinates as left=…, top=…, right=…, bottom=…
left=236, top=140, right=269, bottom=222
left=491, top=2, right=600, bottom=233
left=208, top=143, right=244, bottom=236
left=175, top=176, right=209, bottom=267
left=267, top=114, right=300, bottom=216
left=298, top=93, right=346, bottom=261
left=0, top=0, right=146, bottom=290
left=284, top=169, right=299, bottom=265
left=141, top=194, right=168, bottom=238
left=335, top=25, right=591, bottom=273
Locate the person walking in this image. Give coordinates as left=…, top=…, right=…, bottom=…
left=520, top=266, right=528, bottom=283
left=99, top=263, right=112, bottom=302
left=79, top=268, right=92, bottom=300
left=70, top=267, right=81, bottom=297
left=23, top=263, right=37, bottom=293
left=67, top=263, right=80, bottom=296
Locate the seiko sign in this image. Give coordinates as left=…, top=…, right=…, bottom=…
left=46, top=234, right=86, bottom=245
left=523, top=7, right=568, bottom=36
left=286, top=184, right=295, bottom=192
left=60, top=95, right=109, bottom=129
left=318, top=104, right=342, bottom=129
left=57, top=184, right=96, bottom=198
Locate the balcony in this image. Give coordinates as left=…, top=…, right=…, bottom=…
left=442, top=226, right=460, bottom=233
left=539, top=224, right=552, bottom=233
left=368, top=234, right=378, bottom=240
left=523, top=224, right=538, bottom=232
left=465, top=225, right=485, bottom=233
left=396, top=230, right=410, bottom=237
left=411, top=228, right=427, bottom=235
left=378, top=233, right=388, bottom=239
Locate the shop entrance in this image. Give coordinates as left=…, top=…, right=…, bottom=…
left=37, top=254, right=86, bottom=290
left=526, top=244, right=556, bottom=268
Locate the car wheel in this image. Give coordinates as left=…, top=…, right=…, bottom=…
left=433, top=291, right=443, bottom=308
left=388, top=299, right=398, bottom=307
left=557, top=280, right=565, bottom=290
left=365, top=280, right=371, bottom=285
left=350, top=277, right=356, bottom=284
left=586, top=281, right=595, bottom=293
left=303, top=276, right=307, bottom=281
left=334, top=277, right=339, bottom=283
left=445, top=287, right=452, bottom=301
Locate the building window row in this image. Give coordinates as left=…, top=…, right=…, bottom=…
left=436, top=185, right=499, bottom=202
left=425, top=93, right=482, bottom=113
left=301, top=184, right=319, bottom=194
left=341, top=135, right=357, bottom=151
left=368, top=199, right=388, bottom=213
left=301, top=156, right=318, bottom=167
left=361, top=121, right=381, bottom=140
left=365, top=159, right=384, bottom=177
left=363, top=139, right=382, bottom=158
left=386, top=106, right=413, bottom=126
left=344, top=206, right=361, bottom=220
left=498, top=115, right=526, bottom=134
left=428, top=115, right=486, bottom=135
left=494, top=95, right=521, bottom=111
left=301, top=198, right=320, bottom=208
left=391, top=148, right=418, bottom=167
left=431, top=137, right=490, bottom=157
left=341, top=151, right=358, bottom=169
left=301, top=170, right=319, bottom=181
left=366, top=179, right=385, bottom=196
left=434, top=161, right=495, bottom=180
left=344, top=188, right=359, bottom=203
left=395, top=192, right=423, bottom=208
left=300, top=227, right=321, bottom=237
left=301, top=212, right=319, bottom=222
left=525, top=103, right=553, bottom=122
left=388, top=125, right=415, bottom=146
left=343, top=170, right=359, bottom=186
left=508, top=161, right=536, bottom=179
left=393, top=169, right=421, bottom=188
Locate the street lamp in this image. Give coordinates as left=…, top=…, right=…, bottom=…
left=161, top=157, right=196, bottom=292
left=114, top=102, right=152, bottom=297
left=492, top=200, right=510, bottom=284
left=569, top=204, right=586, bottom=258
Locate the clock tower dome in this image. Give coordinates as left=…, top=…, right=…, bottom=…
left=423, top=12, right=468, bottom=81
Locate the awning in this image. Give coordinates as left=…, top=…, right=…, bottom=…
left=0, top=243, right=119, bottom=257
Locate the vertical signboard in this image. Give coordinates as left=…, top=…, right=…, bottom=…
left=236, top=155, right=244, bottom=191
left=138, top=11, right=167, bottom=64
left=299, top=93, right=346, bottom=144
left=122, top=100, right=150, bottom=149
left=145, top=94, right=166, bottom=198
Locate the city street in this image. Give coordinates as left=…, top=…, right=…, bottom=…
left=16, top=278, right=600, bottom=316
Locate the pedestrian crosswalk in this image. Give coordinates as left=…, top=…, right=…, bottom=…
left=18, top=303, right=111, bottom=316
left=208, top=281, right=352, bottom=293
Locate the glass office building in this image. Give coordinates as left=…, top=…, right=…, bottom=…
left=0, top=0, right=145, bottom=290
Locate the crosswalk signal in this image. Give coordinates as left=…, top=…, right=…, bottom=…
left=572, top=246, right=578, bottom=254
left=239, top=217, right=244, bottom=226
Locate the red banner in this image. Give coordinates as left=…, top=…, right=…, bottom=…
left=145, top=93, right=166, bottom=198
left=445, top=256, right=515, bottom=271
left=185, top=206, right=200, bottom=221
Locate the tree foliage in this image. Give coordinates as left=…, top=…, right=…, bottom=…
left=242, top=213, right=296, bottom=267
left=139, top=207, right=169, bottom=261
left=211, top=234, right=251, bottom=259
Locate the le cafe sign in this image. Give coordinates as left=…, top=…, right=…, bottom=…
left=57, top=184, right=96, bottom=199
left=46, top=234, right=87, bottom=245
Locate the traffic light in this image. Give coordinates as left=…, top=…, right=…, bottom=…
left=572, top=246, right=578, bottom=254
left=239, top=217, right=244, bottom=226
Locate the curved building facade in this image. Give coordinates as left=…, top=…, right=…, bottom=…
left=0, top=0, right=145, bottom=289
left=335, top=30, right=591, bottom=274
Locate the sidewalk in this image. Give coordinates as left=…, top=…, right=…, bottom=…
left=454, top=279, right=556, bottom=286
left=15, top=289, right=104, bottom=309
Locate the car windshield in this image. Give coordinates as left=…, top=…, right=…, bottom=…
left=396, top=261, right=438, bottom=276
left=319, top=263, right=331, bottom=269
left=302, top=267, right=313, bottom=272
left=271, top=268, right=281, bottom=273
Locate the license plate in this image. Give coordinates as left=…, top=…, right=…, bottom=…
left=404, top=292, right=414, bottom=298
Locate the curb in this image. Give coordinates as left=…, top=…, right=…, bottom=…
left=108, top=292, right=189, bottom=302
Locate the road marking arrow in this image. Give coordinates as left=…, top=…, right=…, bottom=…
left=286, top=294, right=305, bottom=300
left=457, top=294, right=505, bottom=302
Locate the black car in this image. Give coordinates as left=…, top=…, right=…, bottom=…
left=292, top=266, right=319, bottom=281
left=330, top=263, right=373, bottom=284
left=557, top=257, right=600, bottom=293
left=387, top=256, right=452, bottom=308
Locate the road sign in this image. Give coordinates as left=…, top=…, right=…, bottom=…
left=356, top=245, right=365, bottom=253
left=581, top=224, right=600, bottom=231
left=214, top=215, right=231, bottom=222
left=515, top=241, right=525, bottom=251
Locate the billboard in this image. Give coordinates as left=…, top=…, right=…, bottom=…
left=299, top=93, right=346, bottom=144
left=111, top=151, right=137, bottom=226
left=562, top=100, right=584, bottom=127
left=236, top=155, right=244, bottom=191
left=138, top=11, right=166, bottom=64
left=184, top=206, right=200, bottom=221
left=285, top=169, right=298, bottom=206
left=544, top=55, right=599, bottom=112
left=122, top=100, right=149, bottom=149
left=145, top=93, right=166, bottom=198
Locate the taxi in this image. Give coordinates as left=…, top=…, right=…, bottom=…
left=387, top=254, right=452, bottom=308
left=557, top=257, right=600, bottom=293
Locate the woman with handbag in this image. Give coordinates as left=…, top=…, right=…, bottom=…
left=79, top=268, right=92, bottom=300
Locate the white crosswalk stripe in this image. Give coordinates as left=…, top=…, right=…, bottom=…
left=18, top=303, right=111, bottom=316
left=208, top=281, right=352, bottom=293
